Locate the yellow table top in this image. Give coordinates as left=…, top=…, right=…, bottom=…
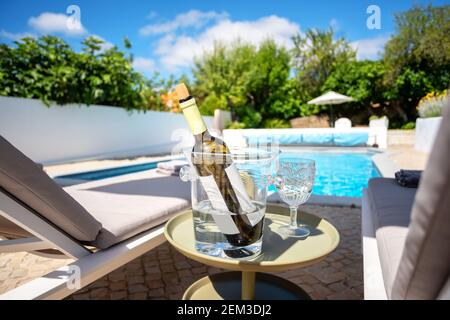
left=164, top=205, right=340, bottom=273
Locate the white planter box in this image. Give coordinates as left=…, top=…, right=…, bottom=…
left=0, top=96, right=213, bottom=164
left=415, top=117, right=442, bottom=153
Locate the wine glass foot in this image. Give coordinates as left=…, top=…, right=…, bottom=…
left=278, top=225, right=310, bottom=238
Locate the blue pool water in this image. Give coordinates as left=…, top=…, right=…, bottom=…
left=56, top=151, right=380, bottom=197
left=56, top=161, right=161, bottom=181
left=273, top=151, right=380, bottom=197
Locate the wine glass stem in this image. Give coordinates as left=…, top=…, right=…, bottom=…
left=289, top=206, right=298, bottom=229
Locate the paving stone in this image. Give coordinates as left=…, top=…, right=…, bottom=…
left=71, top=293, right=90, bottom=300
left=311, top=283, right=333, bottom=297
left=1, top=205, right=364, bottom=300
left=128, top=284, right=148, bottom=294
left=90, top=288, right=110, bottom=299
left=169, top=293, right=182, bottom=300
left=148, top=288, right=165, bottom=298
left=110, top=281, right=127, bottom=291
left=327, top=289, right=361, bottom=300
left=160, top=258, right=174, bottom=265
left=110, top=290, right=127, bottom=300
left=177, top=269, right=193, bottom=278
left=144, top=266, right=160, bottom=274
left=191, top=266, right=207, bottom=275
left=161, top=264, right=176, bottom=273
left=0, top=258, right=11, bottom=268
left=145, top=272, right=162, bottom=281
left=331, top=261, right=344, bottom=269
left=127, top=275, right=145, bottom=285
left=108, top=271, right=126, bottom=282
left=166, top=285, right=183, bottom=295
left=11, top=269, right=27, bottom=278
left=128, top=292, right=148, bottom=300
left=147, top=279, right=165, bottom=289
left=125, top=262, right=142, bottom=271
left=88, top=279, right=109, bottom=289
left=0, top=272, right=11, bottom=281
left=290, top=274, right=319, bottom=285
left=174, top=261, right=191, bottom=270
left=328, top=282, right=348, bottom=293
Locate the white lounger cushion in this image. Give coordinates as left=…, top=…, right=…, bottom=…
left=367, top=178, right=416, bottom=298
left=65, top=169, right=190, bottom=249
left=0, top=135, right=102, bottom=241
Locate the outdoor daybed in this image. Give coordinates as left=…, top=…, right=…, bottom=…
left=362, top=104, right=450, bottom=300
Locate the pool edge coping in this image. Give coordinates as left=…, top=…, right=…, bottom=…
left=372, top=152, right=399, bottom=178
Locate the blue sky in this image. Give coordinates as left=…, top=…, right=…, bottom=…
left=0, top=0, right=447, bottom=78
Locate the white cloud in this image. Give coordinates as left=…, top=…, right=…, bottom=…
left=28, top=12, right=87, bottom=36
left=0, top=30, right=36, bottom=41
left=351, top=35, right=389, bottom=60
left=155, top=15, right=300, bottom=71
left=139, top=9, right=228, bottom=36
left=133, top=57, right=155, bottom=73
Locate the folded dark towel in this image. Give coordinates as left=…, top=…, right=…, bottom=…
left=395, top=169, right=422, bottom=188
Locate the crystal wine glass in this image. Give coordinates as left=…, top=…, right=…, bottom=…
left=272, top=157, right=316, bottom=238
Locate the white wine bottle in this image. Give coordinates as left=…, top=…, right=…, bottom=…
left=176, top=83, right=264, bottom=248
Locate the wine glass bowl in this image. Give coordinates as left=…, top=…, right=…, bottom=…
left=272, top=157, right=316, bottom=238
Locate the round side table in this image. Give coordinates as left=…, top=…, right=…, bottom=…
left=164, top=205, right=339, bottom=300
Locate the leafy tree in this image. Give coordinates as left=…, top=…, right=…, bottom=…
left=247, top=40, right=300, bottom=121
left=383, top=5, right=450, bottom=121
left=291, top=28, right=356, bottom=115
left=193, top=40, right=298, bottom=128
left=193, top=40, right=299, bottom=127
left=193, top=42, right=256, bottom=119
left=322, top=60, right=387, bottom=123
left=0, top=35, right=164, bottom=111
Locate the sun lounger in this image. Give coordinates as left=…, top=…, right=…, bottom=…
left=0, top=135, right=190, bottom=299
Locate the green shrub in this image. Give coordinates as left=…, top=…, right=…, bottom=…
left=0, top=36, right=165, bottom=111
left=262, top=118, right=291, bottom=128
left=226, top=121, right=246, bottom=129
left=401, top=121, right=416, bottom=129
left=417, top=90, right=449, bottom=118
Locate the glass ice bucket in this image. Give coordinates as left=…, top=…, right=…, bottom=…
left=179, top=148, right=276, bottom=260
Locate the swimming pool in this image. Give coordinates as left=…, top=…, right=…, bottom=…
left=55, top=150, right=380, bottom=197
left=275, top=150, right=380, bottom=197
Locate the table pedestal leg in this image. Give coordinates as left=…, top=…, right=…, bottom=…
left=241, top=271, right=256, bottom=300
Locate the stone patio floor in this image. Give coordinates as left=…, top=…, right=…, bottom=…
left=0, top=204, right=363, bottom=300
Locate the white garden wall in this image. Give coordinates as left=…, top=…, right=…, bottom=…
left=0, top=96, right=213, bottom=164
left=415, top=117, right=442, bottom=153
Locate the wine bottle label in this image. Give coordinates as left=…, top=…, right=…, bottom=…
left=225, top=164, right=264, bottom=227
left=198, top=175, right=240, bottom=235
left=224, top=163, right=260, bottom=225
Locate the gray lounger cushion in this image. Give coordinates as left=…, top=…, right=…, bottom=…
left=66, top=170, right=190, bottom=249
left=367, top=178, right=416, bottom=298
left=0, top=135, right=102, bottom=241
left=392, top=105, right=450, bottom=300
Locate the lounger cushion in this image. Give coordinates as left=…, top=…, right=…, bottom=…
left=66, top=170, right=190, bottom=249
left=392, top=105, right=450, bottom=300
left=0, top=136, right=102, bottom=241
left=367, top=178, right=416, bottom=298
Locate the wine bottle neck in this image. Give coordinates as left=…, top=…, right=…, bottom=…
left=179, top=97, right=207, bottom=135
